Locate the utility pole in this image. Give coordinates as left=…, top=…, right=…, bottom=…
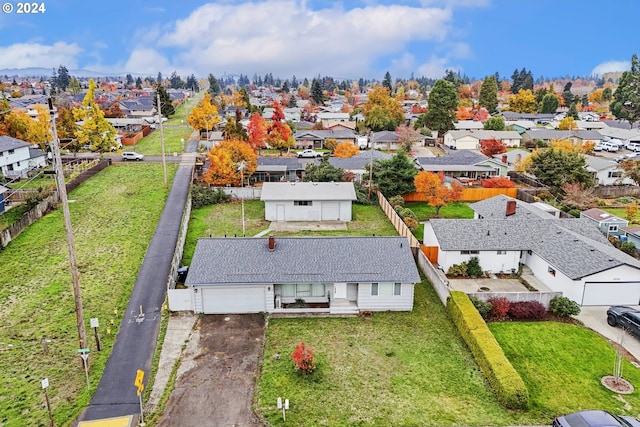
left=48, top=98, right=87, bottom=351
left=157, top=93, right=168, bottom=188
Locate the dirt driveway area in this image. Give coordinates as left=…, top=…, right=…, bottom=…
left=156, top=314, right=265, bottom=427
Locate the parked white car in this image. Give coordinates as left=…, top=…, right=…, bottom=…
left=296, top=149, right=323, bottom=158
left=122, top=152, right=144, bottom=161
left=626, top=142, right=640, bottom=152
left=602, top=141, right=620, bottom=152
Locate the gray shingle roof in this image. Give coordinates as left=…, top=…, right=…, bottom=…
left=445, top=130, right=522, bottom=140
left=430, top=217, right=640, bottom=279
left=185, top=236, right=421, bottom=285
left=470, top=195, right=554, bottom=220
left=415, top=150, right=489, bottom=166
left=260, top=182, right=356, bottom=201
left=328, top=150, right=392, bottom=170
left=0, top=135, right=31, bottom=152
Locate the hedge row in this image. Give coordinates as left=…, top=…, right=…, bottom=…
left=446, top=291, right=529, bottom=410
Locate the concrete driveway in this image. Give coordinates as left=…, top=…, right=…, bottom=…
left=576, top=306, right=640, bottom=363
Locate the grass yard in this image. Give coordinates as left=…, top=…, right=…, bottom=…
left=257, top=280, right=541, bottom=426
left=130, top=127, right=193, bottom=156
left=0, top=163, right=176, bottom=427
left=490, top=321, right=640, bottom=418
left=181, top=203, right=397, bottom=265
left=405, top=201, right=475, bottom=220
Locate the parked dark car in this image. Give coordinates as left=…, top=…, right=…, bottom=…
left=607, top=306, right=640, bottom=337
left=552, top=410, right=640, bottom=427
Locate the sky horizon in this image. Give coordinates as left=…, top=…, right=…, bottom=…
left=0, top=0, right=638, bottom=82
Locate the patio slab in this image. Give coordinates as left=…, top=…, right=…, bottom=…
left=448, top=278, right=530, bottom=293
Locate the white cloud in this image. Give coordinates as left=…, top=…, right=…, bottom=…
left=122, top=48, right=172, bottom=76
left=0, top=42, right=81, bottom=69
left=591, top=60, right=630, bottom=76
left=153, top=1, right=454, bottom=78
left=416, top=56, right=451, bottom=78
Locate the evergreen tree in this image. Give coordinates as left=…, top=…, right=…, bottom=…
left=311, top=79, right=324, bottom=105
left=383, top=71, right=392, bottom=92
left=540, top=93, right=560, bottom=114
left=291, top=75, right=299, bottom=89
left=303, top=157, right=345, bottom=182
left=424, top=80, right=458, bottom=134
left=368, top=151, right=417, bottom=197
left=135, top=77, right=143, bottom=89
left=56, top=65, right=70, bottom=91
left=154, top=83, right=175, bottom=117
left=611, top=54, right=640, bottom=124
left=282, top=80, right=290, bottom=94
left=208, top=73, right=221, bottom=96
left=478, top=75, right=498, bottom=114
left=567, top=101, right=579, bottom=120
left=126, top=74, right=134, bottom=87
left=169, top=71, right=183, bottom=89
left=562, top=82, right=574, bottom=106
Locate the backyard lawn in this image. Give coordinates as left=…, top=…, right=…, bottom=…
left=0, top=163, right=176, bottom=427
left=130, top=127, right=193, bottom=156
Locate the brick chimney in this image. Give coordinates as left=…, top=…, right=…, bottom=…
left=268, top=236, right=276, bottom=251
left=501, top=154, right=508, bottom=164
left=505, top=200, right=517, bottom=216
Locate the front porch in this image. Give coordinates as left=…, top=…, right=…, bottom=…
left=273, top=283, right=358, bottom=315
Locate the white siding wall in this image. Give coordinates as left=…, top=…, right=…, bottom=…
left=436, top=249, right=519, bottom=274
left=264, top=200, right=352, bottom=221
left=0, top=146, right=32, bottom=175
left=522, top=252, right=581, bottom=302
left=357, top=282, right=414, bottom=311
left=454, top=136, right=479, bottom=150
left=423, top=222, right=438, bottom=245
left=502, top=138, right=521, bottom=147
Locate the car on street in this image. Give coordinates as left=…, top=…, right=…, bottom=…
left=296, top=149, right=323, bottom=158
left=122, top=151, right=144, bottom=161
left=602, top=141, right=620, bottom=152
left=552, top=410, right=640, bottom=427
left=606, top=306, right=640, bottom=337
left=626, top=142, right=640, bottom=152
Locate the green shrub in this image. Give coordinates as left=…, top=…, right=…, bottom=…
left=447, top=291, right=529, bottom=410
left=403, top=217, right=419, bottom=231
left=567, top=209, right=581, bottom=218
left=401, top=208, right=417, bottom=220
left=469, top=296, right=493, bottom=320
left=621, top=241, right=636, bottom=256
left=466, top=257, right=483, bottom=277
left=388, top=195, right=405, bottom=207
left=549, top=296, right=581, bottom=317
left=354, top=182, right=376, bottom=205
left=447, top=262, right=467, bottom=277
left=191, top=185, right=230, bottom=208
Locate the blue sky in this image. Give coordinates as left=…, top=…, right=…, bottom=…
left=0, top=0, right=638, bottom=81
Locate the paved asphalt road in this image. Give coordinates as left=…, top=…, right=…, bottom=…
left=80, top=139, right=198, bottom=421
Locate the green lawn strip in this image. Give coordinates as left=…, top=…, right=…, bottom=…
left=128, top=127, right=193, bottom=156
left=0, top=163, right=176, bottom=427
left=602, top=207, right=630, bottom=220
left=257, top=281, right=540, bottom=426
left=405, top=201, right=475, bottom=220
left=489, top=321, right=640, bottom=419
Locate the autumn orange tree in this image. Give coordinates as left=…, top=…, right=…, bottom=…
left=334, top=142, right=359, bottom=158
left=266, top=101, right=295, bottom=151
left=201, top=139, right=258, bottom=186
left=480, top=139, right=507, bottom=157
left=188, top=92, right=220, bottom=133
left=414, top=171, right=463, bottom=217
left=247, top=112, right=267, bottom=150
left=2, top=105, right=52, bottom=149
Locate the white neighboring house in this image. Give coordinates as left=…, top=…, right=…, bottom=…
left=423, top=195, right=640, bottom=306
left=182, top=236, right=420, bottom=314
left=443, top=130, right=522, bottom=150
left=261, top=182, right=357, bottom=222
left=0, top=136, right=47, bottom=179
left=585, top=155, right=634, bottom=186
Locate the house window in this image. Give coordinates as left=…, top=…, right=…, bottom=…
left=371, top=283, right=378, bottom=296
left=0, top=152, right=3, bottom=157
left=548, top=267, right=556, bottom=277
left=8, top=149, right=14, bottom=155
left=460, top=250, right=479, bottom=255
left=394, top=283, right=401, bottom=296
left=608, top=171, right=623, bottom=178
left=280, top=283, right=325, bottom=298
left=497, top=250, right=506, bottom=255
left=294, top=201, right=312, bottom=206
left=609, top=225, right=618, bottom=232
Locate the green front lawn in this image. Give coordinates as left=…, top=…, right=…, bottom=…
left=405, top=201, right=475, bottom=220
left=130, top=127, right=193, bottom=156
left=490, top=321, right=640, bottom=418
left=257, top=281, right=538, bottom=426
left=0, top=163, right=176, bottom=427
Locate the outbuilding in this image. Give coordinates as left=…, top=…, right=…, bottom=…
left=260, top=182, right=356, bottom=222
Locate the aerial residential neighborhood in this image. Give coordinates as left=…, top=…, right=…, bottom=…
left=4, top=1, right=640, bottom=427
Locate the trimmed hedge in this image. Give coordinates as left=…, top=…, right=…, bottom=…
left=447, top=291, right=529, bottom=410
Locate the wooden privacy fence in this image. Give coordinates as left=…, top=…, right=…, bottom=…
left=403, top=187, right=518, bottom=202
left=377, top=191, right=420, bottom=249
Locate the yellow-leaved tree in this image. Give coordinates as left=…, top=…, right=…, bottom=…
left=2, top=106, right=52, bottom=149
left=73, top=78, right=118, bottom=152
left=188, top=93, right=220, bottom=133
left=508, top=89, right=537, bottom=113
left=202, top=139, right=257, bottom=186
left=334, top=142, right=359, bottom=158
left=557, top=117, right=577, bottom=130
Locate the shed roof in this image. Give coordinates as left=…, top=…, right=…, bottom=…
left=260, top=182, right=356, bottom=201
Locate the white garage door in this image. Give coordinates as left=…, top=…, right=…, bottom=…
left=582, top=282, right=640, bottom=306
left=201, top=286, right=266, bottom=313
left=321, top=201, right=340, bottom=220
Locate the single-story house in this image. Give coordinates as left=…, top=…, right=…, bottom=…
left=0, top=136, right=47, bottom=179
left=260, top=181, right=357, bottom=221
left=414, top=150, right=508, bottom=182
left=454, top=120, right=484, bottom=131
left=492, top=149, right=531, bottom=171
left=443, top=130, right=522, bottom=150
left=293, top=129, right=357, bottom=149
left=597, top=127, right=640, bottom=144
left=184, top=236, right=421, bottom=314
left=504, top=120, right=536, bottom=134
left=501, top=112, right=556, bottom=124
left=252, top=157, right=305, bottom=184
left=423, top=195, right=640, bottom=306
left=584, top=155, right=634, bottom=186
left=580, top=208, right=628, bottom=237
left=370, top=131, right=401, bottom=150
left=521, top=129, right=603, bottom=147
left=328, top=150, right=392, bottom=182
left=622, top=226, right=640, bottom=248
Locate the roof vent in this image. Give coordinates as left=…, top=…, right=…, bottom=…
left=268, top=235, right=276, bottom=252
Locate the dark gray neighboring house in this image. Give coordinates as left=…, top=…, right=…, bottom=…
left=185, top=236, right=421, bottom=314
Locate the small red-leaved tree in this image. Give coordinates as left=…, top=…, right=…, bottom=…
left=479, top=138, right=507, bottom=157
left=291, top=342, right=316, bottom=375
left=481, top=176, right=515, bottom=188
